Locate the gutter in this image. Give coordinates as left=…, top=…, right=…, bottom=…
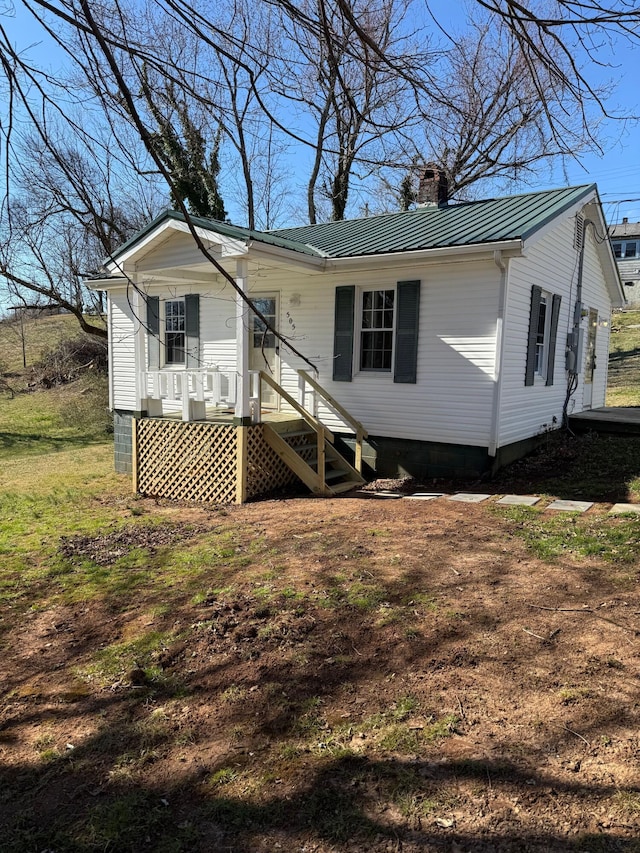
left=325, top=240, right=523, bottom=271
left=488, top=250, right=509, bottom=457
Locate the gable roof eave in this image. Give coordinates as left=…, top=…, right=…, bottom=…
left=105, top=210, right=326, bottom=273
left=582, top=190, right=625, bottom=308
left=323, top=238, right=524, bottom=271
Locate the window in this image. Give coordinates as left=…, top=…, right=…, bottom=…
left=252, top=297, right=277, bottom=350
left=534, top=294, right=549, bottom=377
left=360, top=289, right=395, bottom=371
left=525, top=286, right=561, bottom=387
left=612, top=239, right=639, bottom=259
left=333, top=282, right=419, bottom=384
left=165, top=299, right=186, bottom=364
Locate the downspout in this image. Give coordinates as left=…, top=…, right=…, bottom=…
left=562, top=217, right=593, bottom=429
left=489, top=250, right=509, bottom=458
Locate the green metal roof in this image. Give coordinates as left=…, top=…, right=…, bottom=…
left=108, top=209, right=325, bottom=263
left=109, top=184, right=596, bottom=264
left=269, top=184, right=596, bottom=257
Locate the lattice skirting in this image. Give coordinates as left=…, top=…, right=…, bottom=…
left=134, top=419, right=300, bottom=504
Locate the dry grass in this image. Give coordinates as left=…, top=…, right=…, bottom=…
left=607, top=309, right=640, bottom=406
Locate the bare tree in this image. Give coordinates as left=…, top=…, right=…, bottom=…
left=0, top=117, right=163, bottom=337
left=389, top=8, right=606, bottom=204
left=274, top=0, right=427, bottom=223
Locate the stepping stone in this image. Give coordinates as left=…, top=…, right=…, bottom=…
left=496, top=495, right=541, bottom=507
left=546, top=499, right=593, bottom=512
left=405, top=492, right=446, bottom=501
left=609, top=503, right=640, bottom=515
left=448, top=493, right=492, bottom=503
left=352, top=490, right=403, bottom=499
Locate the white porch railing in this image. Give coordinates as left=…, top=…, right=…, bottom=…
left=140, top=369, right=237, bottom=421
left=140, top=369, right=367, bottom=473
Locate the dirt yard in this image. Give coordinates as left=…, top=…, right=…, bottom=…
left=1, top=484, right=639, bottom=852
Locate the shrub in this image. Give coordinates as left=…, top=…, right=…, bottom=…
left=32, top=337, right=108, bottom=387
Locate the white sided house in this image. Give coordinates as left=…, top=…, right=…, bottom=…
left=90, top=182, right=623, bottom=503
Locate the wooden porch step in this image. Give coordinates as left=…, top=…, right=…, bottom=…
left=263, top=423, right=364, bottom=496
left=325, top=468, right=347, bottom=482
left=329, top=480, right=362, bottom=495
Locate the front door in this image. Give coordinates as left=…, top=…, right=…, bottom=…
left=249, top=294, right=279, bottom=408
left=583, top=308, right=598, bottom=408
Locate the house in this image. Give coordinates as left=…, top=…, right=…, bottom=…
left=609, top=218, right=640, bottom=307
left=88, top=180, right=624, bottom=503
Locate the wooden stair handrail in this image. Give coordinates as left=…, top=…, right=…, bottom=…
left=298, top=370, right=367, bottom=474
left=298, top=370, right=368, bottom=439
left=258, top=370, right=334, bottom=443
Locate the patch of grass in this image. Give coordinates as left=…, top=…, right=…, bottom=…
left=221, top=684, right=248, bottom=704
left=615, top=790, right=640, bottom=814
left=496, top=505, right=640, bottom=563
left=607, top=310, right=640, bottom=407
left=33, top=731, right=57, bottom=752
left=0, top=378, right=110, bottom=460
left=0, top=445, right=130, bottom=610
left=77, top=630, right=176, bottom=688
left=378, top=724, right=423, bottom=753
left=293, top=696, right=325, bottom=737
left=558, top=686, right=592, bottom=705
left=346, top=580, right=386, bottom=611
left=0, top=314, right=85, bottom=373
left=391, top=696, right=419, bottom=721
left=208, top=767, right=239, bottom=786
left=354, top=702, right=457, bottom=755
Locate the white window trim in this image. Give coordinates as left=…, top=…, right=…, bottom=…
left=355, top=285, right=397, bottom=376
left=163, top=297, right=187, bottom=368
left=534, top=290, right=552, bottom=382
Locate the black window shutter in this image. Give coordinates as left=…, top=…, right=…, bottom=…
left=333, top=286, right=355, bottom=381
left=394, top=280, right=420, bottom=384
left=545, top=294, right=562, bottom=386
left=147, top=295, right=160, bottom=370
left=525, top=285, right=542, bottom=386
left=185, top=294, right=200, bottom=368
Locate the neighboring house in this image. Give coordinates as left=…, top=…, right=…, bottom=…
left=610, top=218, right=640, bottom=307
left=89, top=181, right=623, bottom=504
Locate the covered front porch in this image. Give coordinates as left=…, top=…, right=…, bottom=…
left=93, top=215, right=370, bottom=503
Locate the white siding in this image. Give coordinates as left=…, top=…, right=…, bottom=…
left=616, top=255, right=640, bottom=306
left=109, top=291, right=138, bottom=410
left=197, top=288, right=236, bottom=368
left=253, top=260, right=500, bottom=447
left=135, top=231, right=218, bottom=272
left=498, top=215, right=613, bottom=447
left=139, top=282, right=237, bottom=371
left=110, top=260, right=499, bottom=445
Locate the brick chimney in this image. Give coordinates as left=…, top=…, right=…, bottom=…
left=417, top=165, right=448, bottom=207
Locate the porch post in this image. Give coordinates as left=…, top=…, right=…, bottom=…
left=234, top=258, right=252, bottom=425
left=132, top=284, right=147, bottom=413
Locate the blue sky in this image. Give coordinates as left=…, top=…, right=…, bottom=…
left=426, top=0, right=640, bottom=225
left=3, top=0, right=640, bottom=227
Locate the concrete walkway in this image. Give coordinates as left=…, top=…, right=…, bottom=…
left=354, top=489, right=640, bottom=514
